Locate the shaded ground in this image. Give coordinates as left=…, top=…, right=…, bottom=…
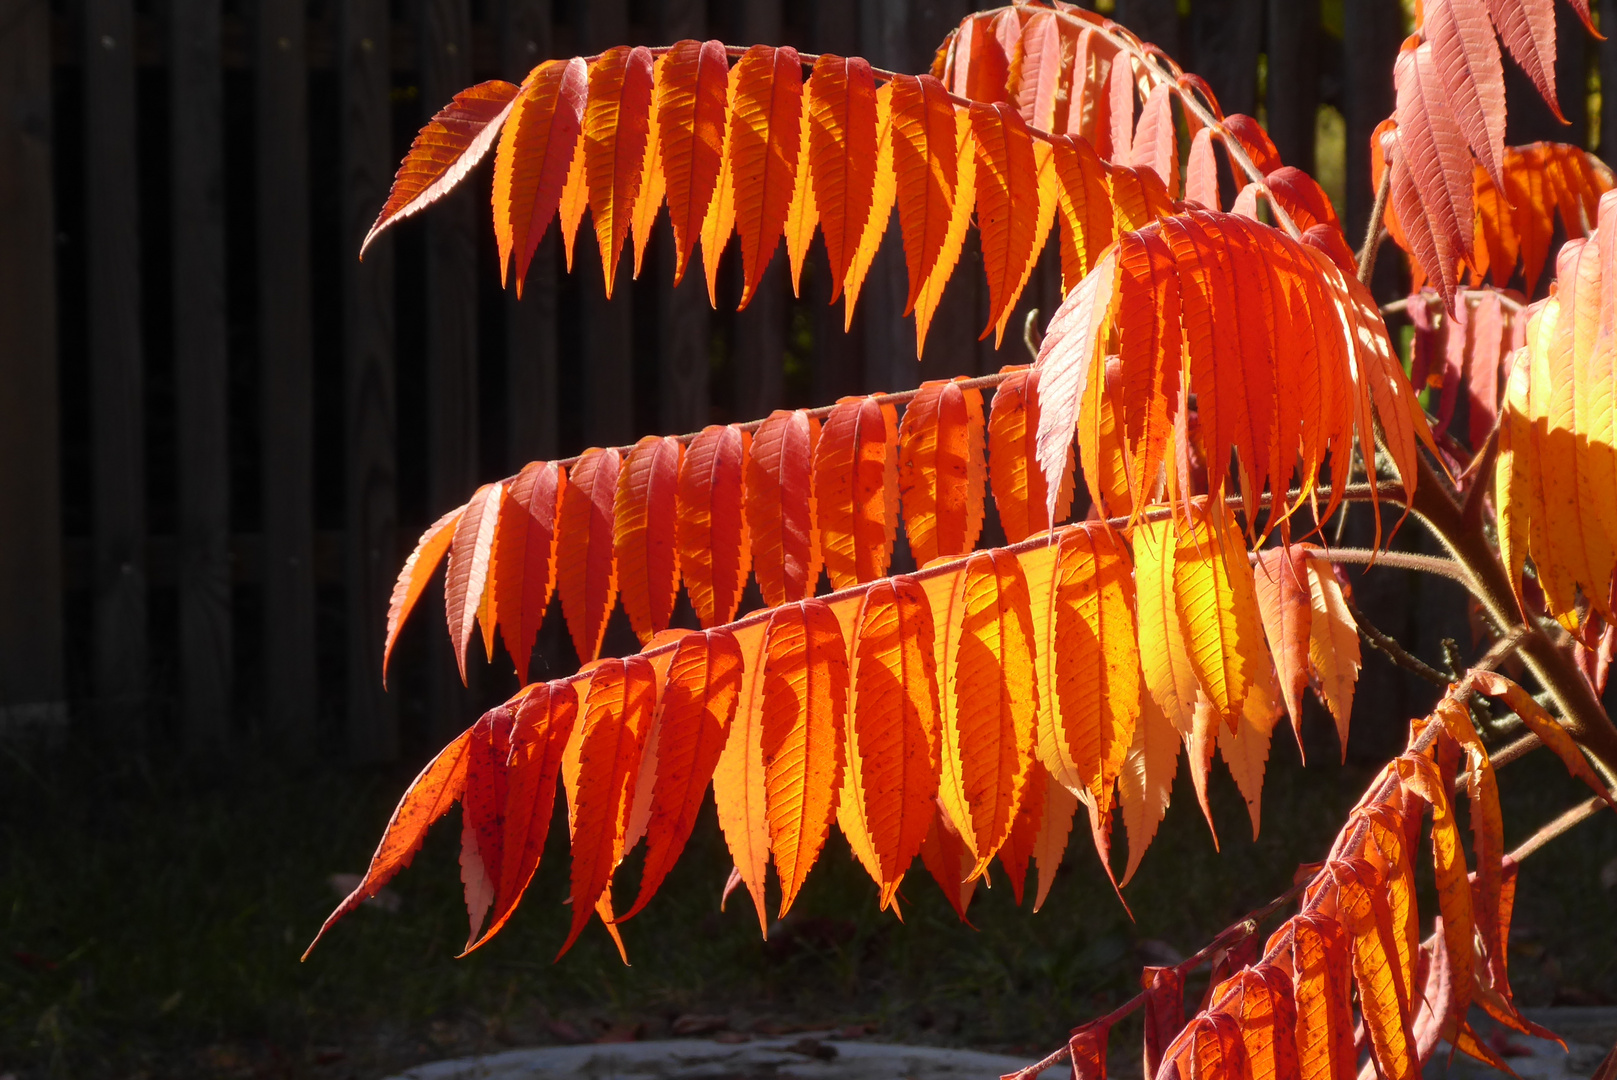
left=1, top=708, right=1613, bottom=1080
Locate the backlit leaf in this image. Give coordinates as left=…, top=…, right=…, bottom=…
left=557, top=447, right=621, bottom=663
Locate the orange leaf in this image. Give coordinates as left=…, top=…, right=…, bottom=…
left=556, top=108, right=590, bottom=272
left=457, top=707, right=514, bottom=950
left=615, top=435, right=684, bottom=645
left=1268, top=913, right=1356, bottom=1080
left=1330, top=858, right=1417, bottom=1080
left=759, top=599, right=850, bottom=916
left=1049, top=134, right=1115, bottom=292
left=1208, top=963, right=1299, bottom=1080
left=805, top=55, right=879, bottom=304
left=1251, top=546, right=1314, bottom=752
left=559, top=656, right=656, bottom=958
left=1396, top=753, right=1474, bottom=1040
left=714, top=620, right=773, bottom=935
left=1216, top=658, right=1282, bottom=841
left=1016, top=9, right=1065, bottom=131
left=445, top=482, right=504, bottom=683
left=813, top=395, right=899, bottom=589
left=746, top=409, right=822, bottom=607
left=657, top=40, right=730, bottom=285
left=919, top=800, right=978, bottom=922
left=493, top=461, right=563, bottom=684
left=842, top=576, right=941, bottom=906
left=899, top=378, right=987, bottom=566
left=1470, top=670, right=1617, bottom=810
left=1132, top=516, right=1201, bottom=741
left=628, top=57, right=666, bottom=280
left=1305, top=555, right=1359, bottom=756
left=364, top=80, right=519, bottom=256
left=781, top=92, right=818, bottom=297
left=471, top=682, right=578, bottom=951
left=1037, top=525, right=1139, bottom=823
left=728, top=45, right=803, bottom=309
left=971, top=102, right=1042, bottom=345
left=1393, top=39, right=1474, bottom=302
left=840, top=81, right=898, bottom=329
left=1118, top=685, right=1179, bottom=887
left=622, top=629, right=743, bottom=920
left=989, top=366, right=1074, bottom=543
left=678, top=425, right=752, bottom=628
left=1434, top=697, right=1508, bottom=995
left=996, top=755, right=1045, bottom=905
left=1172, top=503, right=1266, bottom=731
left=936, top=550, right=1037, bottom=874
left=911, top=106, right=976, bottom=358
left=699, top=61, right=741, bottom=306
left=1068, top=1022, right=1110, bottom=1080
left=888, top=74, right=959, bottom=317
left=385, top=505, right=464, bottom=687
left=304, top=725, right=475, bottom=957
left=584, top=46, right=656, bottom=295
left=1032, top=766, right=1079, bottom=911
left=494, top=57, right=587, bottom=294
left=1185, top=127, right=1218, bottom=209
left=557, top=447, right=621, bottom=663
left=1129, top=81, right=1179, bottom=198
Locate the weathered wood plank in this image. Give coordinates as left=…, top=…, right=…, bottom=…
left=1266, top=0, right=1319, bottom=173
left=172, top=0, right=232, bottom=755
left=0, top=0, right=65, bottom=733
left=579, top=0, right=634, bottom=448
left=1341, top=0, right=1403, bottom=246
left=342, top=0, right=399, bottom=762
left=503, top=0, right=559, bottom=466
left=85, top=0, right=147, bottom=733
left=1114, top=0, right=1179, bottom=56
left=423, top=0, right=481, bottom=740
left=1186, top=0, right=1262, bottom=123
left=657, top=0, right=711, bottom=435
left=258, top=0, right=317, bottom=754
left=1603, top=0, right=1617, bottom=165
left=735, top=257, right=785, bottom=417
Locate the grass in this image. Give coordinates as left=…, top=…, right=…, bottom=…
left=1, top=704, right=1614, bottom=1080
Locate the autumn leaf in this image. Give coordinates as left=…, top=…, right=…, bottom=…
left=614, top=435, right=684, bottom=645
left=557, top=447, right=621, bottom=663
left=495, top=58, right=588, bottom=293
left=678, top=425, right=752, bottom=629
left=900, top=378, right=987, bottom=567
left=584, top=46, right=656, bottom=294
left=747, top=410, right=822, bottom=607
left=385, top=505, right=465, bottom=687
left=813, top=395, right=899, bottom=589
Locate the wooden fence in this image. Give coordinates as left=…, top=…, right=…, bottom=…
left=0, top=0, right=1609, bottom=764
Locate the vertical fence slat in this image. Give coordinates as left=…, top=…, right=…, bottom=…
left=85, top=0, right=147, bottom=732
left=808, top=0, right=863, bottom=404
left=579, top=0, right=634, bottom=449
left=342, top=0, right=399, bottom=762
left=1115, top=0, right=1180, bottom=55
left=504, top=0, right=559, bottom=466
left=659, top=0, right=711, bottom=434
left=1266, top=0, right=1319, bottom=175
left=733, top=0, right=817, bottom=418
left=1342, top=0, right=1402, bottom=247
left=1603, top=0, right=1617, bottom=164
left=172, top=0, right=232, bottom=754
left=858, top=0, right=913, bottom=395
left=259, top=0, right=317, bottom=752
left=1186, top=0, right=1262, bottom=122
left=0, top=0, right=64, bottom=730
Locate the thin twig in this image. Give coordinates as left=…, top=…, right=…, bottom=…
left=1358, top=163, right=1392, bottom=285
left=1022, top=309, right=1043, bottom=363
left=1314, top=548, right=1473, bottom=589
left=1380, top=289, right=1527, bottom=318
left=1344, top=594, right=1451, bottom=687
left=1508, top=796, right=1605, bottom=863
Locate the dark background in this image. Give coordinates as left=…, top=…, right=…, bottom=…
left=1, top=0, right=1616, bottom=1076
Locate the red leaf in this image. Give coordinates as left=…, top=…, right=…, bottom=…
left=584, top=46, right=656, bottom=294
left=557, top=447, right=621, bottom=663
left=304, top=725, right=476, bottom=957
left=364, top=80, right=519, bottom=256
left=747, top=410, right=822, bottom=607
left=678, top=425, right=752, bottom=628
left=806, top=55, right=879, bottom=304
left=445, top=482, right=503, bottom=682
left=622, top=629, right=744, bottom=920
left=493, top=461, right=563, bottom=684
left=615, top=435, right=684, bottom=644
left=728, top=45, right=804, bottom=308
left=657, top=40, right=730, bottom=285
left=494, top=57, right=588, bottom=295
left=559, top=656, right=656, bottom=958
